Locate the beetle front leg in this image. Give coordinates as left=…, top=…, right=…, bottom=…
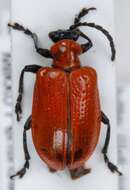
left=101, top=111, right=122, bottom=176
left=15, top=65, right=41, bottom=121
left=8, top=23, right=53, bottom=58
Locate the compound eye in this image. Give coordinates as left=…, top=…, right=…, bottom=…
left=49, top=31, right=60, bottom=42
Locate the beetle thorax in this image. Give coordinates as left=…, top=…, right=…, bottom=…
left=50, top=39, right=82, bottom=70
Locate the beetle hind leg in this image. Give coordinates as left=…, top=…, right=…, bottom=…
left=10, top=160, right=29, bottom=179
left=10, top=116, right=31, bottom=179
left=103, top=154, right=122, bottom=176
left=101, top=112, right=122, bottom=176
left=69, top=166, right=91, bottom=180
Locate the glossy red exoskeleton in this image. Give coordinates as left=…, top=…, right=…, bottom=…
left=8, top=7, right=122, bottom=179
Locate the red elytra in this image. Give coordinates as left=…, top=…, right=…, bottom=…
left=32, top=40, right=101, bottom=172
left=9, top=7, right=122, bottom=180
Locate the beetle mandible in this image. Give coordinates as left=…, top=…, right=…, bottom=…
left=8, top=7, right=122, bottom=179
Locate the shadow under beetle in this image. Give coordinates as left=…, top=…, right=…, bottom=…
left=8, top=7, right=122, bottom=180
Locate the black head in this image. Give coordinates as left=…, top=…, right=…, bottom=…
left=49, top=29, right=80, bottom=43
left=49, top=7, right=115, bottom=61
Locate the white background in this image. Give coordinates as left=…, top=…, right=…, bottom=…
left=3, top=0, right=130, bottom=189
left=1, top=0, right=130, bottom=189
left=10, top=0, right=118, bottom=190
left=115, top=0, right=130, bottom=83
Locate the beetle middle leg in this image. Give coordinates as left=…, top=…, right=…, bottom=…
left=10, top=116, right=31, bottom=179
left=101, top=111, right=122, bottom=175
left=69, top=166, right=91, bottom=180
left=15, top=65, right=41, bottom=121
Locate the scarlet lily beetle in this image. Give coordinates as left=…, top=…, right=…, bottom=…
left=8, top=7, right=122, bottom=179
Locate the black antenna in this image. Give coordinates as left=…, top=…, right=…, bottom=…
left=70, top=22, right=116, bottom=61
left=70, top=7, right=116, bottom=61
left=74, top=7, right=96, bottom=24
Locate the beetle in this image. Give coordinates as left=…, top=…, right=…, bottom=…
left=8, top=7, right=122, bottom=180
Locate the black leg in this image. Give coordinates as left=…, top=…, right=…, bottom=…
left=69, top=166, right=91, bottom=180
left=15, top=65, right=41, bottom=121
left=8, top=23, right=53, bottom=58
left=74, top=7, right=96, bottom=24
left=10, top=116, right=31, bottom=179
left=101, top=111, right=122, bottom=176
